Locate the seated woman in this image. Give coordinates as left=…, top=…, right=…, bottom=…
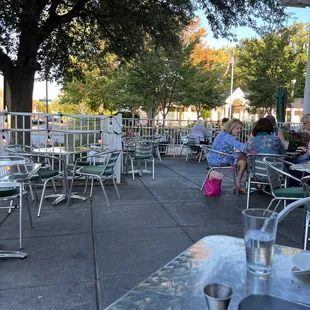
left=189, top=119, right=211, bottom=144
left=291, top=114, right=310, bottom=164
left=248, top=118, right=285, bottom=155
left=208, top=119, right=247, bottom=193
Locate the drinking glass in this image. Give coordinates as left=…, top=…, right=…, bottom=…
left=242, top=209, right=278, bottom=275
left=203, top=283, right=233, bottom=310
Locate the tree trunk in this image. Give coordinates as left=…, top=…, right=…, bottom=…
left=6, top=67, right=36, bottom=145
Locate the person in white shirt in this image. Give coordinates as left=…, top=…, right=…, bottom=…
left=293, top=114, right=310, bottom=163
left=189, top=119, right=211, bottom=144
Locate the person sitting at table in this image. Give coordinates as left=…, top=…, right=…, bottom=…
left=293, top=113, right=310, bottom=134
left=247, top=118, right=285, bottom=155
left=247, top=118, right=285, bottom=189
left=281, top=122, right=291, bottom=133
left=265, top=114, right=285, bottom=141
left=208, top=119, right=247, bottom=194
left=189, top=119, right=211, bottom=145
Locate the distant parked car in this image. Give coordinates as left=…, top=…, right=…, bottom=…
left=32, top=118, right=45, bottom=125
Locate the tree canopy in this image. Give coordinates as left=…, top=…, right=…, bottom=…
left=236, top=23, right=310, bottom=114
left=0, top=0, right=288, bottom=113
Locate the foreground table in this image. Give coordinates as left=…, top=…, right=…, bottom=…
left=105, top=235, right=310, bottom=309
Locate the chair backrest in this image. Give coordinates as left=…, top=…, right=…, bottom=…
left=263, top=157, right=287, bottom=194
left=248, top=154, right=284, bottom=180
left=135, top=141, right=153, bottom=159
left=188, top=136, right=200, bottom=147
left=301, top=176, right=310, bottom=211
left=0, top=155, right=33, bottom=182
left=4, top=144, right=34, bottom=154
left=180, top=134, right=188, bottom=145
left=102, top=150, right=121, bottom=176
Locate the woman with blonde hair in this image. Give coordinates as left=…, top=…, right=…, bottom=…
left=208, top=119, right=247, bottom=193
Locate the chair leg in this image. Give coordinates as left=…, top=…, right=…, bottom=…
left=83, top=176, right=89, bottom=196
left=157, top=147, right=162, bottom=161
left=90, top=177, right=94, bottom=199
left=67, top=171, right=76, bottom=207
left=112, top=178, right=120, bottom=199
left=26, top=191, right=33, bottom=229
left=29, top=183, right=35, bottom=201
left=200, top=168, right=213, bottom=192
left=130, top=158, right=135, bottom=181
left=179, top=145, right=184, bottom=158
left=267, top=198, right=277, bottom=211
left=37, top=181, right=48, bottom=217
left=152, top=158, right=155, bottom=180
left=233, top=167, right=238, bottom=197
left=19, top=186, right=23, bottom=249
left=99, top=178, right=111, bottom=208
left=246, top=180, right=251, bottom=209
left=304, top=212, right=310, bottom=250
left=273, top=200, right=282, bottom=212
left=52, top=180, right=57, bottom=194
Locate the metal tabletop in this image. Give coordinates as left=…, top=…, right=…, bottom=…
left=105, top=235, right=310, bottom=309
left=0, top=163, right=41, bottom=182
left=290, top=162, right=310, bottom=174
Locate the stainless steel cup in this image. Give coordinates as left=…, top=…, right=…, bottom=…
left=203, top=283, right=233, bottom=310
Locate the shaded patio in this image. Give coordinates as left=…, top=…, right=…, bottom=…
left=0, top=157, right=304, bottom=309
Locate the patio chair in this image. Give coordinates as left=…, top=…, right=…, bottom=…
left=263, top=156, right=306, bottom=212
left=0, top=156, right=34, bottom=249
left=12, top=152, right=65, bottom=217
left=153, top=134, right=176, bottom=158
left=246, top=153, right=285, bottom=209
left=301, top=176, right=310, bottom=249
left=68, top=149, right=121, bottom=207
left=179, top=134, right=189, bottom=158
left=186, top=136, right=203, bottom=161
left=200, top=147, right=238, bottom=195
left=124, top=141, right=155, bottom=180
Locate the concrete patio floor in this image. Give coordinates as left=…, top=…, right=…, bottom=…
left=0, top=157, right=305, bottom=309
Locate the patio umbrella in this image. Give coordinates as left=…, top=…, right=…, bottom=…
left=275, top=86, right=287, bottom=123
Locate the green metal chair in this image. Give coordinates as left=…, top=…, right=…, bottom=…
left=10, top=152, right=65, bottom=217
left=301, top=176, right=310, bottom=250
left=0, top=156, right=34, bottom=249
left=263, top=156, right=307, bottom=212
left=186, top=136, right=202, bottom=161
left=68, top=149, right=121, bottom=207
left=246, top=153, right=285, bottom=209
left=124, top=141, right=155, bottom=180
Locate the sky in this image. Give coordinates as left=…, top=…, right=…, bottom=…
left=200, top=7, right=310, bottom=49
left=1, top=6, right=309, bottom=101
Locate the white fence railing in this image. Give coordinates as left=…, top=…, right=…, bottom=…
left=122, top=118, right=301, bottom=144
left=0, top=111, right=123, bottom=182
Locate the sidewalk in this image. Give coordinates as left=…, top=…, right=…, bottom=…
left=0, top=157, right=304, bottom=309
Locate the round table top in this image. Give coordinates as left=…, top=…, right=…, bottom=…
left=290, top=161, right=310, bottom=173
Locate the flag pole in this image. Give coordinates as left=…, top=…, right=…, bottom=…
left=229, top=49, right=234, bottom=119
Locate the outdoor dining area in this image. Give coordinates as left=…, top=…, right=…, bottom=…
left=0, top=111, right=310, bottom=309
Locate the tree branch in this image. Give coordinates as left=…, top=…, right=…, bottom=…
left=38, top=0, right=90, bottom=44
left=0, top=49, right=13, bottom=80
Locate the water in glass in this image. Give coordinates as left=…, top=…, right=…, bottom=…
left=245, top=230, right=275, bottom=275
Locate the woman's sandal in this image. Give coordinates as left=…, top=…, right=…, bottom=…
left=233, top=187, right=247, bottom=194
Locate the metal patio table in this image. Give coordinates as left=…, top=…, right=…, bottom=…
left=32, top=146, right=107, bottom=205
left=105, top=235, right=310, bottom=309
left=0, top=162, right=41, bottom=259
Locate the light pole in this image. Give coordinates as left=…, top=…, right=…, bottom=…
left=281, top=0, right=310, bottom=115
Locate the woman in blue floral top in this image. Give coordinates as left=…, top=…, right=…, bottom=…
left=209, top=119, right=247, bottom=193
left=247, top=118, right=284, bottom=155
